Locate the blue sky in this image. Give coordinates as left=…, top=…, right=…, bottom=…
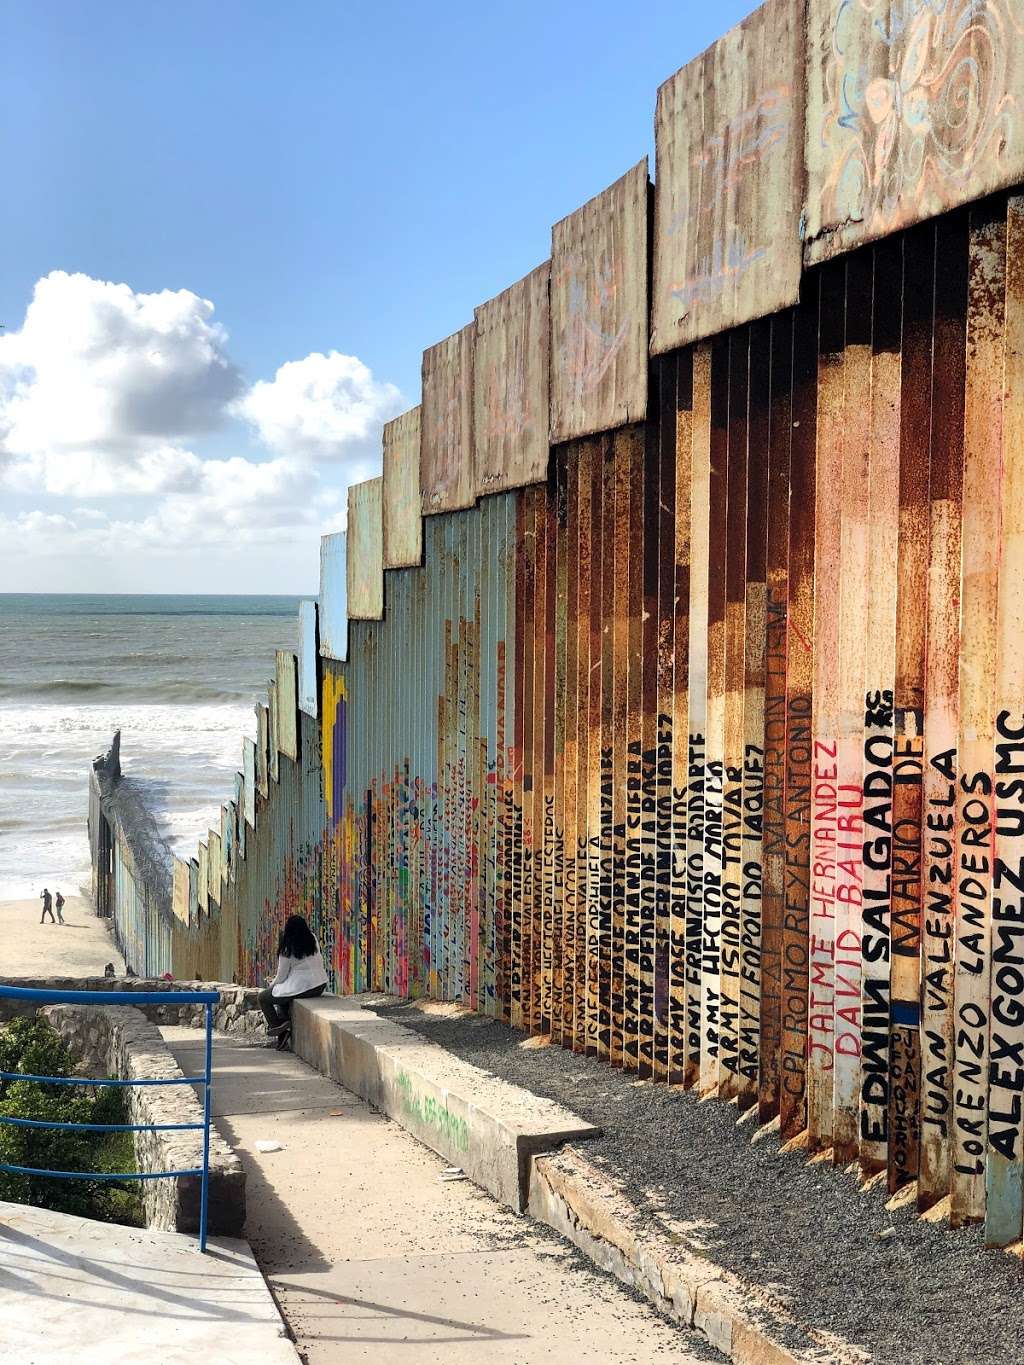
left=1, top=1, right=752, bottom=593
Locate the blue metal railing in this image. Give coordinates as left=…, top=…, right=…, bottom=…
left=0, top=985, right=218, bottom=1251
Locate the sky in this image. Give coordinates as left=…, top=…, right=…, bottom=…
left=1, top=0, right=753, bottom=594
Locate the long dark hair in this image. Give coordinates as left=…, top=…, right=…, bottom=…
left=278, top=914, right=317, bottom=959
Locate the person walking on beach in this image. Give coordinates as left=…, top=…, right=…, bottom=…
left=258, top=914, right=328, bottom=1050
left=39, top=888, right=54, bottom=924
left=54, top=891, right=65, bottom=924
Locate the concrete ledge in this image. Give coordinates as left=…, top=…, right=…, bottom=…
left=528, top=1146, right=868, bottom=1365
left=41, top=1004, right=245, bottom=1236
left=292, top=995, right=599, bottom=1210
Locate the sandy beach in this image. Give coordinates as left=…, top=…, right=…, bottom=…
left=0, top=897, right=125, bottom=979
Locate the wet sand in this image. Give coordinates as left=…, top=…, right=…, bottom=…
left=0, top=897, right=125, bottom=978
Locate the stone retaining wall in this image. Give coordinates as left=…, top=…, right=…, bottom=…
left=0, top=978, right=264, bottom=1038
left=39, top=1003, right=245, bottom=1236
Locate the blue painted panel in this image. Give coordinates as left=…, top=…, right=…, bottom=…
left=299, top=599, right=319, bottom=717
left=319, top=532, right=349, bottom=662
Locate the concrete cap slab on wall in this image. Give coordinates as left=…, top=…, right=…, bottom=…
left=550, top=158, right=649, bottom=443
left=347, top=476, right=385, bottom=620
left=255, top=704, right=270, bottom=798
left=473, top=261, right=551, bottom=495
left=383, top=406, right=422, bottom=569
left=233, top=773, right=246, bottom=861
left=298, top=600, right=319, bottom=718
left=650, top=0, right=804, bottom=355
left=803, top=0, right=1024, bottom=264
left=187, top=858, right=199, bottom=924
left=221, top=801, right=237, bottom=885
left=275, top=650, right=299, bottom=761
left=268, top=677, right=279, bottom=784
left=171, top=857, right=189, bottom=925
left=197, top=840, right=209, bottom=913
left=207, top=829, right=222, bottom=907
left=318, top=531, right=348, bottom=662
left=421, top=323, right=476, bottom=516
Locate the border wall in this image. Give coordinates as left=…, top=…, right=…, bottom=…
left=93, top=0, right=1024, bottom=1249
left=89, top=732, right=174, bottom=976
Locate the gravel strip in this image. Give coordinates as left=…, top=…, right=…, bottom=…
left=376, top=1002, right=1024, bottom=1365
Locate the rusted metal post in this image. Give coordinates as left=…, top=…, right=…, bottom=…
left=808, top=260, right=846, bottom=1152
left=738, top=317, right=770, bottom=1112
left=703, top=336, right=730, bottom=1093
left=670, top=351, right=694, bottom=1087
left=781, top=273, right=819, bottom=1139
left=985, top=195, right=1024, bottom=1247
left=833, top=250, right=872, bottom=1165
left=686, top=344, right=712, bottom=1090
left=758, top=313, right=793, bottom=1123
left=720, top=328, right=750, bottom=1101
left=919, top=208, right=968, bottom=1210
left=860, top=236, right=903, bottom=1177
left=952, top=199, right=1006, bottom=1226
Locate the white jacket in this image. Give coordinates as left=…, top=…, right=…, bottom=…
left=270, top=940, right=328, bottom=998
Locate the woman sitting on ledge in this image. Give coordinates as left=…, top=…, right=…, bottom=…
left=258, top=914, right=328, bottom=1049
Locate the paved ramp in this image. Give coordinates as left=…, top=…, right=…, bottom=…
left=163, top=1027, right=720, bottom=1365
left=0, top=1200, right=298, bottom=1364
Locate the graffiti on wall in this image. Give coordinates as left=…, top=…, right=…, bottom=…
left=651, top=0, right=805, bottom=352
left=395, top=1070, right=470, bottom=1151
left=550, top=160, right=649, bottom=443
left=805, top=0, right=1024, bottom=261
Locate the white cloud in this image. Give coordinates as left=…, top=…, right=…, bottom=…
left=0, top=270, right=405, bottom=589
left=0, top=457, right=323, bottom=559
left=235, top=350, right=403, bottom=464
left=0, top=271, right=242, bottom=493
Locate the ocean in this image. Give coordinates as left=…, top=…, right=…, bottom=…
left=0, top=594, right=302, bottom=901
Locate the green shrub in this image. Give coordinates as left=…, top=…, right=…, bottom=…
left=0, top=1016, right=144, bottom=1227
left=0, top=1016, right=74, bottom=1095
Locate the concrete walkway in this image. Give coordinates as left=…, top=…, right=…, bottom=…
left=162, top=1027, right=721, bottom=1364
left=0, top=1200, right=299, bottom=1364
left=0, top=898, right=124, bottom=977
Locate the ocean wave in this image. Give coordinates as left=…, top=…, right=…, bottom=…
left=0, top=679, right=249, bottom=704
left=0, top=594, right=290, bottom=893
